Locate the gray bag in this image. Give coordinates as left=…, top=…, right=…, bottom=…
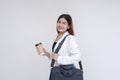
left=50, top=64, right=83, bottom=80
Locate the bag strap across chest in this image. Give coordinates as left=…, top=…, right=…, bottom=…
left=51, top=35, right=83, bottom=71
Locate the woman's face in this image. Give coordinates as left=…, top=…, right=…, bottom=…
left=57, top=18, right=69, bottom=33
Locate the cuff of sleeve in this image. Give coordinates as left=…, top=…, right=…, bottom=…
left=57, top=56, right=62, bottom=64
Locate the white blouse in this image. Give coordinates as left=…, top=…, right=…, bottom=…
left=53, top=31, right=81, bottom=68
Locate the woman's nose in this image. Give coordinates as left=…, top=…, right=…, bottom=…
left=59, top=23, right=63, bottom=26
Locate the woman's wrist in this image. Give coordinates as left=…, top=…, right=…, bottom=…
left=45, top=52, right=50, bottom=58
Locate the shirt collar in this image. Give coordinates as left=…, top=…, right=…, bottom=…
left=53, top=31, right=69, bottom=52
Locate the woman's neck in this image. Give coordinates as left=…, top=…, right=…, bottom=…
left=58, top=31, right=66, bottom=36
left=55, top=31, right=67, bottom=42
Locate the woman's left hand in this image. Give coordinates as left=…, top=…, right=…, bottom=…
left=51, top=53, right=59, bottom=60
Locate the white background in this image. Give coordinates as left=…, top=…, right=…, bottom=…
left=0, top=0, right=120, bottom=80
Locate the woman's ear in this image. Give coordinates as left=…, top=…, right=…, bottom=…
left=67, top=27, right=70, bottom=31
left=67, top=26, right=70, bottom=29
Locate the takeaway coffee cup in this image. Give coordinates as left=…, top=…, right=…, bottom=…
left=35, top=43, right=44, bottom=55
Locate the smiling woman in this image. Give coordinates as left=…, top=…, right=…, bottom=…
left=42, top=14, right=83, bottom=80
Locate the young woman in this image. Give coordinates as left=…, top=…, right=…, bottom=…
left=43, top=14, right=82, bottom=80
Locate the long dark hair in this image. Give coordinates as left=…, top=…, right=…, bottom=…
left=56, top=14, right=74, bottom=35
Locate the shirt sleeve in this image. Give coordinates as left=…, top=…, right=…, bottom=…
left=57, top=35, right=81, bottom=65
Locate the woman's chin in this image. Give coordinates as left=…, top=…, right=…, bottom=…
left=58, top=31, right=66, bottom=33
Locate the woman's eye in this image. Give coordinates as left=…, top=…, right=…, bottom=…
left=63, top=22, right=66, bottom=25
left=58, top=21, right=61, bottom=24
